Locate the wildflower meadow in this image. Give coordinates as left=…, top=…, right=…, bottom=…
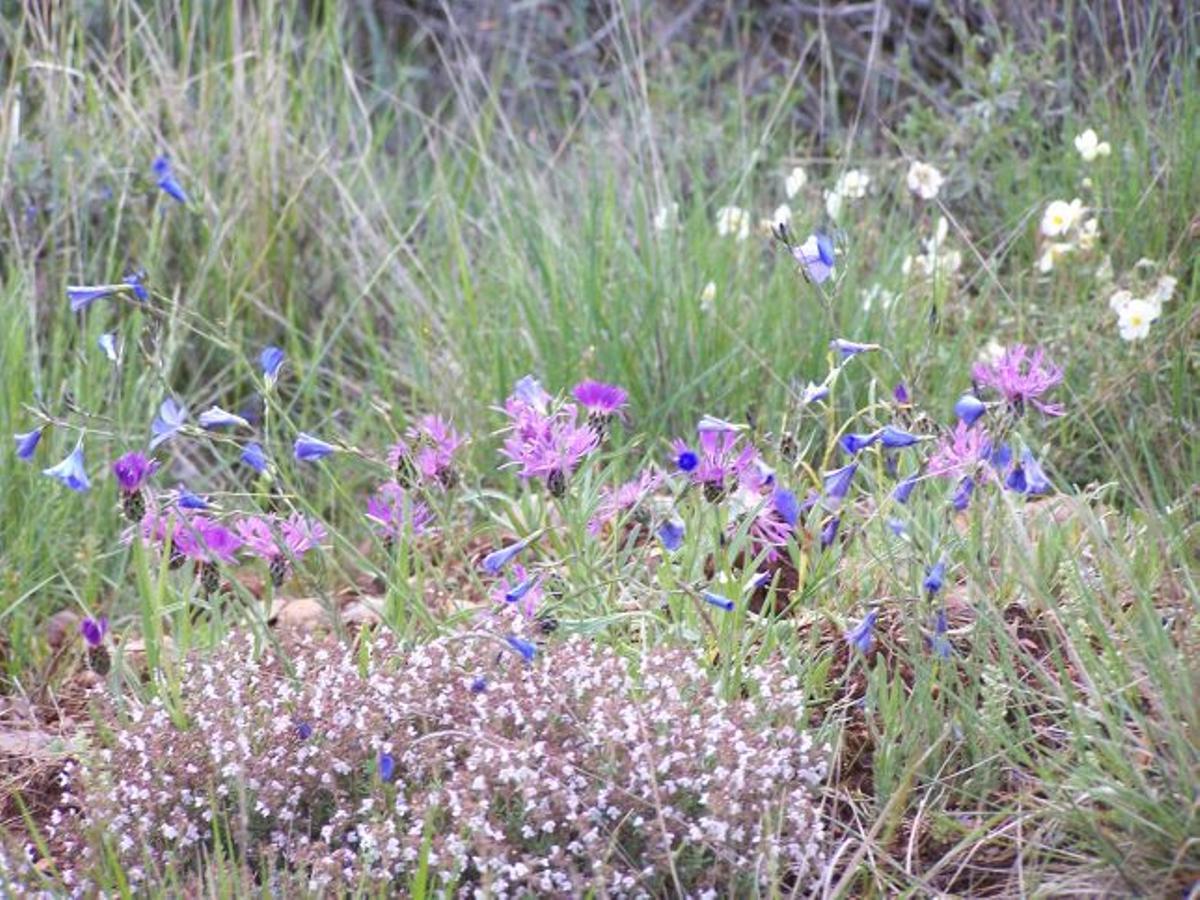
left=1, top=2, right=1197, bottom=897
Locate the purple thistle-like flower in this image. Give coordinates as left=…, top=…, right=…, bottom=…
left=236, top=513, right=327, bottom=562
left=927, top=422, right=991, bottom=480
left=365, top=483, right=434, bottom=540
left=152, top=155, right=189, bottom=204
left=14, top=427, right=43, bottom=461
left=588, top=469, right=662, bottom=535
left=172, top=515, right=243, bottom=564
left=954, top=393, right=987, bottom=427
left=505, top=635, right=537, bottom=664
left=792, top=232, right=836, bottom=284
left=481, top=533, right=538, bottom=574
left=972, top=344, right=1064, bottom=417
left=846, top=611, right=878, bottom=653
left=261, top=346, right=285, bottom=381
left=199, top=406, right=251, bottom=430
left=679, top=426, right=758, bottom=499
left=572, top=380, right=629, bottom=418
left=923, top=560, right=946, bottom=596
left=112, top=452, right=159, bottom=493
left=822, top=462, right=858, bottom=508
left=499, top=397, right=597, bottom=493
left=80, top=616, right=108, bottom=648
left=701, top=590, right=735, bottom=612
left=388, top=414, right=466, bottom=489
left=43, top=442, right=90, bottom=492
left=149, top=398, right=188, bottom=450
left=240, top=442, right=269, bottom=474
left=294, top=432, right=337, bottom=462
left=657, top=519, right=685, bottom=552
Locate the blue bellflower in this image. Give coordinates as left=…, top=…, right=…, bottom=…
left=505, top=635, right=537, bottom=663
left=261, top=346, right=285, bottom=382
left=504, top=576, right=539, bottom=605
left=929, top=609, right=953, bottom=659
left=657, top=519, right=685, bottom=552
left=198, top=406, right=252, bottom=430
left=823, top=462, right=858, bottom=508
left=846, top=610, right=878, bottom=654
left=481, top=533, right=538, bottom=575
left=14, top=427, right=43, bottom=461
left=43, top=441, right=90, bottom=492
left=294, top=432, right=337, bottom=462
left=820, top=515, right=841, bottom=549
left=952, top=476, right=974, bottom=511
left=773, top=486, right=800, bottom=527
left=177, top=486, right=210, bottom=510
left=701, top=590, right=735, bottom=612
left=241, top=442, right=269, bottom=473
left=152, top=155, right=189, bottom=204
left=954, top=393, right=986, bottom=427
left=377, top=752, right=396, bottom=782
left=840, top=432, right=879, bottom=455
left=893, top=474, right=919, bottom=504
left=123, top=270, right=149, bottom=301
left=67, top=285, right=116, bottom=313
left=923, top=560, right=946, bottom=597
left=150, top=398, right=188, bottom=450
left=1006, top=449, right=1051, bottom=496
left=830, top=339, right=880, bottom=358
left=878, top=426, right=920, bottom=449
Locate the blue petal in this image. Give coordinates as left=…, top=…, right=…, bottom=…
left=657, top=519, right=685, bottom=552
left=701, top=590, right=735, bottom=612
left=893, top=474, right=918, bottom=504
left=823, top=462, right=858, bottom=505
left=504, top=576, right=539, bottom=604
left=261, top=346, right=285, bottom=380
left=773, top=487, right=800, bottom=527
left=67, top=285, right=114, bottom=313
left=505, top=635, right=537, bottom=663
left=820, top=515, right=841, bottom=549
left=954, top=394, right=986, bottom=427
left=240, top=442, right=269, bottom=473
left=123, top=271, right=149, bottom=302
left=840, top=432, right=879, bottom=455
left=377, top=752, right=395, bottom=782
left=923, top=560, right=946, bottom=596
left=816, top=232, right=836, bottom=267
left=878, top=426, right=920, bottom=449
left=43, top=444, right=90, bottom=492
left=149, top=398, right=188, bottom=449
left=676, top=449, right=698, bottom=472
left=14, top=427, right=43, bottom=461
left=177, top=488, right=210, bottom=510
left=952, top=476, right=974, bottom=511
left=294, top=432, right=336, bottom=462
left=482, top=534, right=536, bottom=574
left=198, top=406, right=251, bottom=430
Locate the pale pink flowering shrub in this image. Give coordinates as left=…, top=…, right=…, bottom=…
left=48, top=633, right=828, bottom=897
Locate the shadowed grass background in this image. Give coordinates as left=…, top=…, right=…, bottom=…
left=0, top=1, right=1197, bottom=894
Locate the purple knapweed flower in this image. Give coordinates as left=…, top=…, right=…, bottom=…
left=923, top=560, right=946, bottom=597
left=954, top=393, right=986, bottom=427
left=261, top=346, right=285, bottom=382
left=14, top=427, right=43, bottom=461
left=294, top=432, right=337, bottom=462
left=678, top=423, right=758, bottom=502
left=173, top=515, right=243, bottom=564
left=846, top=610, right=878, bottom=653
left=365, top=482, right=435, bottom=540
left=98, top=332, right=119, bottom=362
left=198, top=406, right=251, bottom=430
left=149, top=398, right=188, bottom=450
left=505, top=635, right=537, bottom=664
left=80, top=616, right=108, bottom=648
left=927, top=422, right=991, bottom=480
left=792, top=232, right=836, bottom=284
left=152, top=155, right=189, bottom=204
left=112, top=451, right=159, bottom=493
left=830, top=338, right=880, bottom=358
left=972, top=344, right=1064, bottom=416
left=388, top=414, right=466, bottom=489
left=657, top=519, right=685, bottom=552
left=240, top=442, right=269, bottom=473
left=43, top=441, right=90, bottom=492
left=588, top=469, right=662, bottom=535
left=481, top=533, right=538, bottom=575
left=499, top=396, right=597, bottom=496
left=572, top=380, right=629, bottom=420
left=822, top=462, right=858, bottom=508
left=236, top=513, right=327, bottom=563
left=701, top=590, right=735, bottom=612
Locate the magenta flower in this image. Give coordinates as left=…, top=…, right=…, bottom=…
left=927, top=422, right=993, bottom=479
left=499, top=389, right=598, bottom=497
left=588, top=469, right=662, bottom=535
left=80, top=616, right=108, bottom=648
left=387, top=414, right=466, bottom=488
left=173, top=515, right=243, bottom=564
left=677, top=424, right=758, bottom=502
left=235, top=513, right=326, bottom=561
left=112, top=452, right=159, bottom=493
left=972, top=344, right=1064, bottom=416
left=743, top=492, right=797, bottom=563
left=365, top=482, right=434, bottom=540
left=572, top=380, right=629, bottom=432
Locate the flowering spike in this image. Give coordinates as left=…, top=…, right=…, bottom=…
left=43, top=441, right=90, bottom=492
left=972, top=344, right=1064, bottom=417
left=14, top=427, right=43, bottom=461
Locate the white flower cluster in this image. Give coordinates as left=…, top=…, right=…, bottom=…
left=1038, top=198, right=1100, bottom=272
left=903, top=216, right=963, bottom=281
left=1109, top=271, right=1176, bottom=341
